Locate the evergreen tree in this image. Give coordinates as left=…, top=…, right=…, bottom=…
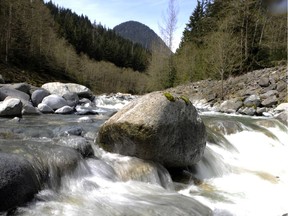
left=45, top=1, right=151, bottom=72
left=175, top=0, right=287, bottom=84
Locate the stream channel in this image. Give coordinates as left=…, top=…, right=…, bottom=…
left=1, top=95, right=287, bottom=216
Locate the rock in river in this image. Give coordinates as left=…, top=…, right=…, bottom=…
left=97, top=92, right=207, bottom=168
left=42, top=82, right=93, bottom=99
left=0, top=153, right=40, bottom=211
left=31, top=88, right=50, bottom=106
left=0, top=98, right=22, bottom=117
left=42, top=94, right=68, bottom=110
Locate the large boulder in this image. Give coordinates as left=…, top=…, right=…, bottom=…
left=0, top=153, right=40, bottom=211
left=63, top=92, right=79, bottom=107
left=55, top=105, right=74, bottom=114
left=7, top=83, right=31, bottom=95
left=260, top=90, right=279, bottom=100
left=243, top=94, right=261, bottom=107
left=37, top=103, right=54, bottom=113
left=31, top=88, right=50, bottom=106
left=238, top=106, right=256, bottom=116
left=22, top=103, right=40, bottom=115
left=0, top=87, right=30, bottom=102
left=275, top=103, right=288, bottom=112
left=219, top=98, right=243, bottom=113
left=42, top=94, right=68, bottom=110
left=97, top=92, right=207, bottom=168
left=41, top=82, right=93, bottom=98
left=261, top=95, right=278, bottom=107
left=0, top=98, right=23, bottom=117
left=258, top=77, right=270, bottom=87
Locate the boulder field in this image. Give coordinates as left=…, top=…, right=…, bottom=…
left=0, top=82, right=97, bottom=116
left=169, top=66, right=287, bottom=125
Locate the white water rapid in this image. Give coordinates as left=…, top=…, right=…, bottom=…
left=3, top=95, right=288, bottom=216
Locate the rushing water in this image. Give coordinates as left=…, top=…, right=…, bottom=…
left=1, top=96, right=288, bottom=216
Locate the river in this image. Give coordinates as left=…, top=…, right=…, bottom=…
left=1, top=95, right=287, bottom=216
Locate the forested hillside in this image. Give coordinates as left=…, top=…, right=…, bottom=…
left=114, top=21, right=171, bottom=55
left=0, top=0, right=286, bottom=94
left=173, top=0, right=287, bottom=86
left=45, top=3, right=151, bottom=72
left=0, top=0, right=149, bottom=93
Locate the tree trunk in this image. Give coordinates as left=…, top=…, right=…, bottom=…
left=5, top=3, right=12, bottom=63
left=220, top=69, right=224, bottom=100
left=259, top=16, right=268, bottom=46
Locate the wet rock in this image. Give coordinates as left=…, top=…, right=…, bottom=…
left=258, top=77, right=270, bottom=87
left=8, top=83, right=31, bottom=95
left=261, top=95, right=278, bottom=107
left=113, top=158, right=173, bottom=189
left=9, top=117, right=21, bottom=123
left=55, top=105, right=74, bottom=114
left=78, top=116, right=94, bottom=123
left=22, top=103, right=40, bottom=115
left=42, top=82, right=93, bottom=99
left=97, top=91, right=207, bottom=168
left=238, top=107, right=256, bottom=116
left=0, top=98, right=23, bottom=117
left=256, top=107, right=268, bottom=115
left=86, top=159, right=118, bottom=181
left=62, top=126, right=84, bottom=136
left=42, top=94, right=68, bottom=110
left=0, top=87, right=30, bottom=102
left=0, top=153, right=40, bottom=211
left=204, top=119, right=245, bottom=135
left=31, top=88, right=50, bottom=106
left=63, top=92, right=79, bottom=107
left=56, top=136, right=93, bottom=157
left=37, top=103, right=54, bottom=113
left=275, top=111, right=288, bottom=125
left=0, top=141, right=81, bottom=191
left=263, top=112, right=273, bottom=117
left=275, top=103, right=288, bottom=112
left=219, top=98, right=243, bottom=113
left=243, top=95, right=261, bottom=107
left=75, top=105, right=98, bottom=115
left=78, top=98, right=93, bottom=106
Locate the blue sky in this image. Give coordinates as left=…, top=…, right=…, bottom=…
left=44, top=0, right=197, bottom=51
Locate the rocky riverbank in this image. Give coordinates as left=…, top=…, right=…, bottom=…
left=169, top=66, right=287, bottom=125
left=0, top=66, right=287, bottom=212
left=0, top=65, right=287, bottom=122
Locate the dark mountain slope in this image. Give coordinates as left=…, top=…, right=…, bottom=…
left=114, top=21, right=171, bottom=55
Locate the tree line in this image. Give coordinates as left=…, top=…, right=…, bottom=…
left=0, top=0, right=148, bottom=94
left=0, top=0, right=286, bottom=94
left=173, top=0, right=287, bottom=88
left=45, top=2, right=151, bottom=72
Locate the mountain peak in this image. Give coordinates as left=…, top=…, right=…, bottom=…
left=114, top=21, right=171, bottom=54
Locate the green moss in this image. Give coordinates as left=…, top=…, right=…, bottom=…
left=163, top=92, right=176, bottom=102
left=180, top=95, right=192, bottom=105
